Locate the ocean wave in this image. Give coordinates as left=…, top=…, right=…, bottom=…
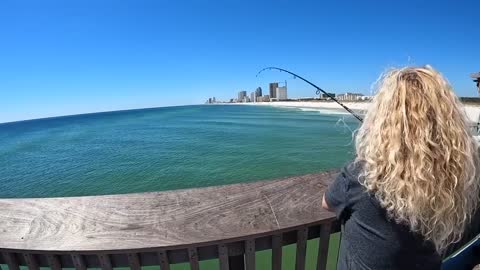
left=297, top=107, right=352, bottom=115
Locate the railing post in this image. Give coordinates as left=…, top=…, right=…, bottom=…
left=2, top=252, right=19, bottom=270
left=71, top=254, right=87, bottom=270
left=316, top=223, right=331, bottom=270
left=272, top=234, right=283, bottom=270
left=219, top=244, right=230, bottom=270
left=47, top=255, right=61, bottom=270
left=23, top=254, right=39, bottom=270
left=98, top=254, right=113, bottom=270
left=295, top=227, right=308, bottom=270
left=244, top=239, right=255, bottom=270
left=188, top=247, right=200, bottom=270
left=158, top=251, right=170, bottom=270
left=127, top=253, right=141, bottom=270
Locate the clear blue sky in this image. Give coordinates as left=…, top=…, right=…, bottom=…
left=1, top=0, right=479, bottom=123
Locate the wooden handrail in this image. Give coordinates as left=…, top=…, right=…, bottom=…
left=0, top=170, right=340, bottom=270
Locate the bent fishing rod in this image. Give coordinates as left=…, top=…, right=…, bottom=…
left=256, top=67, right=363, bottom=123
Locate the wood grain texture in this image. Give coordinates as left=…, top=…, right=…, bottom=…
left=0, top=171, right=337, bottom=252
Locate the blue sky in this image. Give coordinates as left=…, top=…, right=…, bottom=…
left=1, top=0, right=479, bottom=123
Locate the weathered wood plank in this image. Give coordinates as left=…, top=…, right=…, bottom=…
left=0, top=171, right=337, bottom=252
left=187, top=248, right=199, bottom=270
left=245, top=239, right=255, bottom=270
left=2, top=252, right=19, bottom=270
left=295, top=227, right=308, bottom=270
left=218, top=244, right=229, bottom=270
left=316, top=223, right=331, bottom=270
left=271, top=234, right=283, bottom=270
left=158, top=251, right=170, bottom=270
left=23, top=254, right=39, bottom=270
left=71, top=254, right=87, bottom=270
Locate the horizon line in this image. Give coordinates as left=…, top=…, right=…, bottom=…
left=0, top=103, right=202, bottom=126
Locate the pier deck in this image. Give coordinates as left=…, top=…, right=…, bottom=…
left=0, top=170, right=339, bottom=270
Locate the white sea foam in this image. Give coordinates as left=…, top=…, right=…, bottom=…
left=297, top=107, right=351, bottom=115
left=245, top=101, right=480, bottom=123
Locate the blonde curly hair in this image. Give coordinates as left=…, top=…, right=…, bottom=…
left=355, top=65, right=480, bottom=252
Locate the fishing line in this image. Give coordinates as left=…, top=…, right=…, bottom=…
left=256, top=67, right=364, bottom=123
left=335, top=117, right=354, bottom=134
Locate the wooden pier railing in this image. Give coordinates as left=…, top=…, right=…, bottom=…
left=0, top=170, right=340, bottom=270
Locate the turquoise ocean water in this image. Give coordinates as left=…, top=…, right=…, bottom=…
left=0, top=105, right=357, bottom=198
left=0, top=104, right=357, bottom=270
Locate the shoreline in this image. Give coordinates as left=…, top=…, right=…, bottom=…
left=234, top=101, right=480, bottom=123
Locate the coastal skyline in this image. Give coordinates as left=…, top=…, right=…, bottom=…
left=1, top=0, right=479, bottom=123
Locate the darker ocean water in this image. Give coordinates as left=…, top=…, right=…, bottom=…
left=0, top=105, right=357, bottom=198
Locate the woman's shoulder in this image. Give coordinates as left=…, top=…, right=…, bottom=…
left=340, top=159, right=365, bottom=186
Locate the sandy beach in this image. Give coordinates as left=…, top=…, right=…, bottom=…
left=240, top=101, right=480, bottom=124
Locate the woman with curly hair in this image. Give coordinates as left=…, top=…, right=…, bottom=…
left=323, top=66, right=480, bottom=269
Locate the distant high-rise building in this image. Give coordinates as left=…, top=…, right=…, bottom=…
left=337, top=92, right=364, bottom=101
left=255, top=87, right=262, bottom=97
left=250, top=92, right=255, bottom=103
left=269, top=83, right=278, bottom=98
left=276, top=86, right=288, bottom=100
left=212, top=97, right=216, bottom=103
left=208, top=98, right=212, bottom=104
left=262, top=95, right=270, bottom=102
left=238, top=91, right=247, bottom=102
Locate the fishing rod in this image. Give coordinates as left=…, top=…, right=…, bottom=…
left=256, top=67, right=364, bottom=123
